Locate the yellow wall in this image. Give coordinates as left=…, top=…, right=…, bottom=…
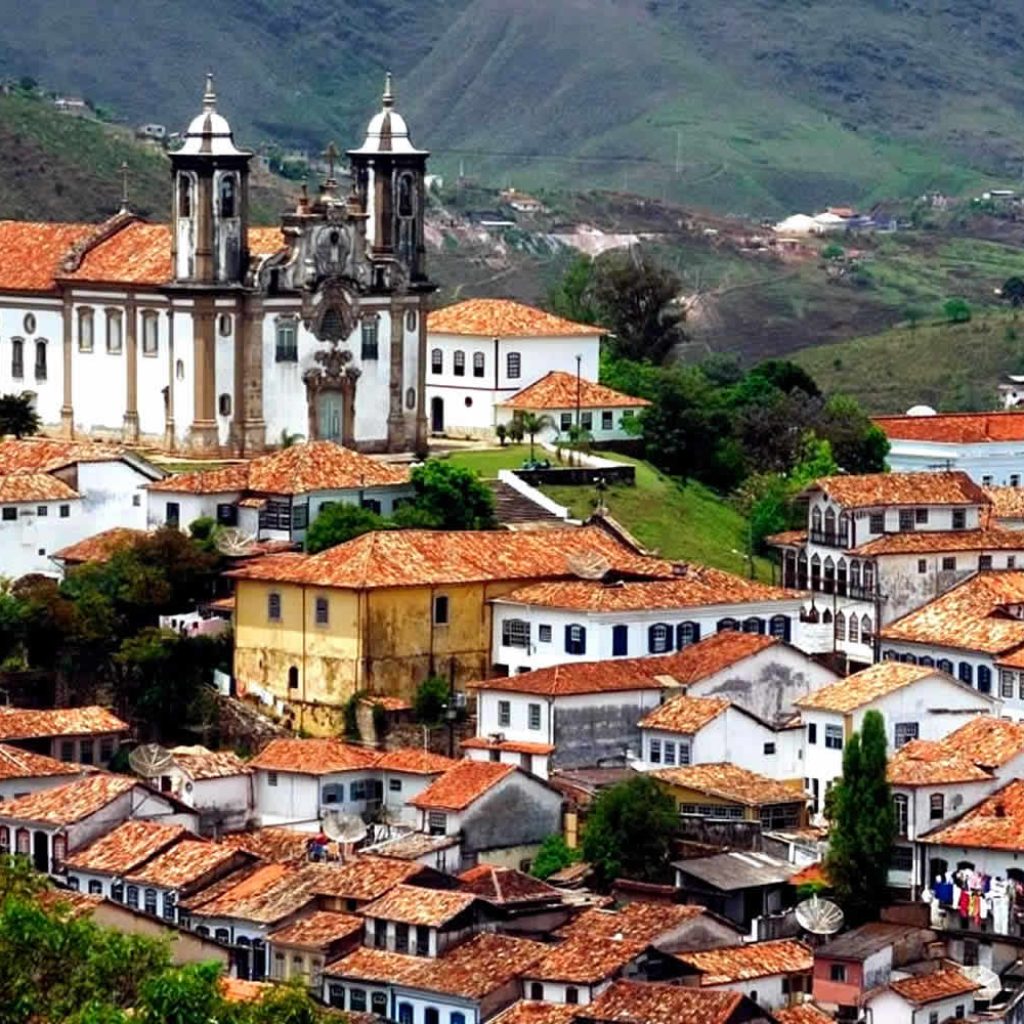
left=655, top=781, right=756, bottom=821
left=233, top=577, right=541, bottom=735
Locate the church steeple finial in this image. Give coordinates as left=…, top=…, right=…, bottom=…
left=203, top=71, right=217, bottom=112
left=382, top=71, right=394, bottom=109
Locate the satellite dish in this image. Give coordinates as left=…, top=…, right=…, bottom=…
left=796, top=895, right=845, bottom=935
left=321, top=809, right=368, bottom=844
left=128, top=743, right=174, bottom=779
left=567, top=552, right=612, bottom=580
left=962, top=964, right=1001, bottom=1002
left=216, top=528, right=259, bottom=557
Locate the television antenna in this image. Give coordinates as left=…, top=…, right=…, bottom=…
left=961, top=964, right=1001, bottom=1002
left=320, top=809, right=368, bottom=845
left=795, top=894, right=844, bottom=935
left=128, top=743, right=174, bottom=779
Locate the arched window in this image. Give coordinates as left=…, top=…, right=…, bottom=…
left=34, top=339, right=47, bottom=381
left=0, top=826, right=8, bottom=852
left=848, top=614, right=859, bottom=644
left=176, top=359, right=185, bottom=380
left=823, top=556, right=835, bottom=594
left=850, top=559, right=861, bottom=590
left=219, top=175, right=236, bottom=218
left=453, top=350, right=466, bottom=376
left=810, top=553, right=821, bottom=591
left=883, top=649, right=898, bottom=661
left=893, top=794, right=909, bottom=837
left=178, top=175, right=192, bottom=218
left=361, top=315, right=379, bottom=360
left=288, top=666, right=299, bottom=690
left=648, top=623, right=672, bottom=654
left=397, top=1004, right=413, bottom=1024
left=838, top=512, right=850, bottom=545
left=11, top=337, right=23, bottom=379
left=431, top=348, right=443, bottom=374
left=424, top=1008, right=439, bottom=1024
left=861, top=615, right=873, bottom=645
left=978, top=665, right=993, bottom=694
left=473, top=351, right=485, bottom=377
left=717, top=617, right=739, bottom=632
left=743, top=616, right=764, bottom=634
left=797, top=550, right=808, bottom=589
left=126, top=886, right=140, bottom=908
left=899, top=653, right=917, bottom=664
left=397, top=172, right=415, bottom=218
left=959, top=662, right=974, bottom=685
left=937, top=658, right=954, bottom=675
left=106, top=309, right=123, bottom=353
left=863, top=561, right=875, bottom=591
left=142, top=310, right=159, bottom=355
left=78, top=307, right=94, bottom=352
left=565, top=988, right=579, bottom=1006
left=822, top=608, right=833, bottom=625
left=769, top=615, right=790, bottom=641
left=835, top=611, right=846, bottom=642
left=812, top=507, right=822, bottom=533
left=218, top=393, right=232, bottom=417
left=267, top=592, right=281, bottom=622
left=51, top=834, right=66, bottom=867
left=405, top=310, right=418, bottom=332
left=919, top=655, right=934, bottom=667
left=677, top=621, right=701, bottom=648
left=218, top=313, right=232, bottom=336
left=824, top=507, right=836, bottom=542
left=836, top=557, right=848, bottom=596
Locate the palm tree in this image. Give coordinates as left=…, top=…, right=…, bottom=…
left=0, top=393, right=40, bottom=439
left=519, top=412, right=553, bottom=462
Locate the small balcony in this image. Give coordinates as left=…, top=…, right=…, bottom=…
left=809, top=530, right=849, bottom=549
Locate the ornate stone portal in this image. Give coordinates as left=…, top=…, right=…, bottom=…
left=303, top=343, right=360, bottom=445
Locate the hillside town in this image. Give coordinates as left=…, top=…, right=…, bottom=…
left=4, top=75, right=1024, bottom=1024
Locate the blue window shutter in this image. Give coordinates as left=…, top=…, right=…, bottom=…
left=648, top=624, right=658, bottom=653
left=692, top=621, right=701, bottom=643
left=564, top=625, right=572, bottom=654
left=612, top=625, right=628, bottom=657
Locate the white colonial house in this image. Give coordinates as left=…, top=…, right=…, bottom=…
left=424, top=299, right=601, bottom=437
left=494, top=371, right=649, bottom=444
left=0, top=74, right=431, bottom=457
left=769, top=471, right=1024, bottom=664
left=0, top=743, right=83, bottom=802
left=490, top=567, right=811, bottom=675
left=0, top=705, right=129, bottom=767
left=876, top=408, right=1024, bottom=485
left=865, top=971, right=982, bottom=1024
left=145, top=441, right=413, bottom=540
left=0, top=438, right=162, bottom=577
left=158, top=746, right=255, bottom=835
left=795, top=662, right=997, bottom=817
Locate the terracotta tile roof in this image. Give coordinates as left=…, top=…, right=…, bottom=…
left=360, top=695, right=412, bottom=712
left=888, top=969, right=980, bottom=1005
left=490, top=1002, right=579, bottom=1024
left=985, top=486, right=1024, bottom=519
left=249, top=738, right=382, bottom=775
left=500, top=371, right=649, bottom=411
left=458, top=864, right=561, bottom=905
left=220, top=827, right=313, bottom=864
left=170, top=746, right=251, bottom=780
left=500, top=569, right=799, bottom=613
left=875, top=410, right=1024, bottom=444
left=0, top=221, right=94, bottom=291
left=652, top=763, right=806, bottom=807
left=809, top=471, right=987, bottom=509
left=532, top=902, right=705, bottom=983
left=410, top=760, right=516, bottom=811
left=148, top=441, right=408, bottom=496
left=53, top=527, right=147, bottom=564
left=327, top=932, right=548, bottom=998
left=363, top=832, right=460, bottom=860
left=887, top=739, right=993, bottom=786
left=377, top=748, right=458, bottom=774
left=766, top=529, right=808, bottom=547
left=795, top=663, right=945, bottom=713
left=249, top=227, right=288, bottom=256
left=0, top=773, right=137, bottom=826
left=125, top=838, right=245, bottom=890
left=881, top=571, right=1024, bottom=655
left=939, top=716, right=1024, bottom=769
left=267, top=909, right=362, bottom=948
left=228, top=525, right=655, bottom=589
left=361, top=883, right=478, bottom=926
left=0, top=705, right=128, bottom=740
left=581, top=980, right=743, bottom=1024
left=0, top=473, right=79, bottom=502
left=427, top=298, right=600, bottom=338
left=183, top=861, right=316, bottom=924
left=851, top=527, right=1024, bottom=556
left=675, top=938, right=812, bottom=984
left=921, top=778, right=1024, bottom=851
left=296, top=857, right=425, bottom=903
left=774, top=1004, right=834, bottom=1024
left=0, top=742, right=80, bottom=781
left=64, top=820, right=188, bottom=876
left=0, top=438, right=129, bottom=473
left=638, top=695, right=731, bottom=734
left=220, top=977, right=272, bottom=1003
left=461, top=737, right=555, bottom=755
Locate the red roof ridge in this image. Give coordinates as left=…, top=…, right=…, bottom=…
left=427, top=298, right=601, bottom=338
left=500, top=371, right=650, bottom=411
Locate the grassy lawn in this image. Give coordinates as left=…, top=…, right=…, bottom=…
left=444, top=445, right=544, bottom=477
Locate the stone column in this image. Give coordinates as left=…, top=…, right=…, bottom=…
left=163, top=304, right=176, bottom=450
left=414, top=296, right=429, bottom=456
left=195, top=173, right=214, bottom=283
left=386, top=305, right=405, bottom=451
left=235, top=295, right=266, bottom=455
left=59, top=294, right=74, bottom=437
left=189, top=296, right=219, bottom=451
left=122, top=297, right=139, bottom=443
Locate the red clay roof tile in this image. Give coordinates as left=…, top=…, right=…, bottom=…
left=124, top=838, right=244, bottom=889
left=64, top=820, right=188, bottom=875
left=0, top=773, right=138, bottom=826
left=675, top=938, right=812, bottom=984
left=500, top=371, right=649, bottom=411
left=638, top=696, right=731, bottom=734
left=0, top=221, right=93, bottom=291
left=53, top=528, right=147, bottom=564
left=921, top=778, right=1024, bottom=851
left=409, top=760, right=516, bottom=811
left=809, top=471, right=987, bottom=509
left=267, top=909, right=363, bottom=948
left=0, top=743, right=80, bottom=781
left=888, top=969, right=980, bottom=1005
left=875, top=411, right=1024, bottom=444
left=360, top=884, right=479, bottom=926
left=795, top=663, right=948, bottom=713
left=580, top=979, right=743, bottom=1024
left=0, top=474, right=79, bottom=502
left=0, top=705, right=127, bottom=740
left=652, top=763, right=806, bottom=807
left=428, top=299, right=600, bottom=338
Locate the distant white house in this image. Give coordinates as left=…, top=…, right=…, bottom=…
left=424, top=299, right=602, bottom=437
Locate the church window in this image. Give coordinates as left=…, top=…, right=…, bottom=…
left=507, top=352, right=521, bottom=379
left=275, top=318, right=298, bottom=362
left=219, top=175, right=237, bottom=218
left=175, top=359, right=185, bottom=381
left=320, top=307, right=345, bottom=341
left=218, top=393, right=232, bottom=417
left=34, top=340, right=47, bottom=381
left=405, top=387, right=416, bottom=410
left=405, top=310, right=418, bottom=333
left=430, top=348, right=443, bottom=374
left=473, top=352, right=485, bottom=377
left=464, top=396, right=473, bottom=407
left=105, top=310, right=122, bottom=354
left=397, top=173, right=415, bottom=218
left=23, top=314, right=35, bottom=334
left=178, top=176, right=192, bottom=218
left=78, top=307, right=94, bottom=352
left=453, top=350, right=466, bottom=376
left=218, top=314, right=232, bottom=337
left=361, top=316, right=379, bottom=360
left=141, top=311, right=159, bottom=355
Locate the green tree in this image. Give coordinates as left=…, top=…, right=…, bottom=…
left=519, top=412, right=553, bottom=461
left=0, top=393, right=41, bottom=438
left=532, top=834, right=581, bottom=880
left=747, top=359, right=821, bottom=398
left=819, top=395, right=890, bottom=474
left=414, top=675, right=450, bottom=725
left=548, top=255, right=599, bottom=325
left=943, top=296, right=971, bottom=323
left=821, top=243, right=845, bottom=261
left=903, top=306, right=925, bottom=330
left=306, top=503, right=387, bottom=553
left=592, top=252, right=685, bottom=364
left=404, top=461, right=497, bottom=530
left=495, top=423, right=508, bottom=447
left=1003, top=276, right=1024, bottom=308
left=824, top=710, right=895, bottom=924
left=581, top=774, right=678, bottom=887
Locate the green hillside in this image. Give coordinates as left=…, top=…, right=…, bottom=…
left=3, top=0, right=1023, bottom=213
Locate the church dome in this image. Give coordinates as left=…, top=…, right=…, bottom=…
left=178, top=74, right=248, bottom=157
left=350, top=73, right=426, bottom=157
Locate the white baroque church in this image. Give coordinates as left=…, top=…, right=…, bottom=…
left=0, top=74, right=432, bottom=454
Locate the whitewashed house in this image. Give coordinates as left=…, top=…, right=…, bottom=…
left=424, top=299, right=601, bottom=437
left=145, top=441, right=413, bottom=540
left=0, top=743, right=83, bottom=802
left=0, top=705, right=129, bottom=767
left=0, top=438, right=162, bottom=577
left=864, top=970, right=981, bottom=1024
left=491, top=567, right=810, bottom=675
left=795, top=663, right=996, bottom=817
left=160, top=746, right=255, bottom=834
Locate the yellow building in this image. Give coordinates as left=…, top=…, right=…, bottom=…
left=229, top=526, right=651, bottom=734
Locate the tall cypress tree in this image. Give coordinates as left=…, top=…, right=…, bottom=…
left=825, top=709, right=895, bottom=924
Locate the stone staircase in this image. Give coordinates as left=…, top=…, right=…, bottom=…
left=489, top=480, right=564, bottom=526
